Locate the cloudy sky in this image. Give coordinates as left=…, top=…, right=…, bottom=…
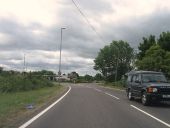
left=0, top=0, right=170, bottom=75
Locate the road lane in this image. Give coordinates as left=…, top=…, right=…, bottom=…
left=25, top=83, right=170, bottom=128
left=131, top=105, right=170, bottom=127
left=90, top=83, right=170, bottom=125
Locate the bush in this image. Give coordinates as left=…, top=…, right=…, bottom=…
left=0, top=74, right=54, bottom=93
left=112, top=81, right=126, bottom=87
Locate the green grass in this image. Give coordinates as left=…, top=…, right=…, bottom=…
left=0, top=84, right=66, bottom=128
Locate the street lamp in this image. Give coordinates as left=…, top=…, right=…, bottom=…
left=58, top=27, right=66, bottom=83
left=23, top=54, right=26, bottom=76
left=23, top=53, right=28, bottom=76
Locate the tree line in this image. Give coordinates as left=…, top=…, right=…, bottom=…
left=94, top=31, right=170, bottom=82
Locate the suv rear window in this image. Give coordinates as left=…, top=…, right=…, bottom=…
left=142, top=73, right=167, bottom=83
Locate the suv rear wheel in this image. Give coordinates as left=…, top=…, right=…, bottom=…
left=128, top=89, right=134, bottom=100
left=141, top=92, right=150, bottom=106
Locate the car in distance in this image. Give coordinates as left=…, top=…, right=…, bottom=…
left=126, top=71, right=170, bottom=105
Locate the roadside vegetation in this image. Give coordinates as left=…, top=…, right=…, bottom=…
left=100, top=81, right=126, bottom=90
left=93, top=31, right=170, bottom=87
left=0, top=69, right=55, bottom=93
left=0, top=68, right=66, bottom=128
left=0, top=85, right=65, bottom=128
left=67, top=32, right=170, bottom=88
left=136, top=32, right=170, bottom=78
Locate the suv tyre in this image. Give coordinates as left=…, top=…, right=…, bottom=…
left=128, top=89, right=134, bottom=100
left=142, top=92, right=150, bottom=106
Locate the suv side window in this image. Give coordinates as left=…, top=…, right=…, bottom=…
left=127, top=75, right=132, bottom=82
left=132, top=74, right=141, bottom=83
left=132, top=75, right=136, bottom=82
left=135, top=74, right=141, bottom=82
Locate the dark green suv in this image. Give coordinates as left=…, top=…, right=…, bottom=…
left=126, top=71, right=170, bottom=105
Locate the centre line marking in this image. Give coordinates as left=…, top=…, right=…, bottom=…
left=95, top=88, right=102, bottom=92
left=131, top=105, right=170, bottom=128
left=105, top=92, right=120, bottom=100
left=19, top=86, right=71, bottom=128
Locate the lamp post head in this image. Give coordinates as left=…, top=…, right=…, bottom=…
left=61, top=27, right=66, bottom=30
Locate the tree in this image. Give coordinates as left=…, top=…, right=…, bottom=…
left=31, top=70, right=55, bottom=76
left=162, top=51, right=170, bottom=77
left=135, top=32, right=170, bottom=79
left=68, top=72, right=79, bottom=80
left=158, top=31, right=170, bottom=51
left=84, top=74, right=94, bottom=82
left=136, top=45, right=166, bottom=72
left=94, top=45, right=110, bottom=75
left=94, top=73, right=103, bottom=81
left=138, top=35, right=156, bottom=60
left=40, top=70, right=55, bottom=75
left=94, top=40, right=134, bottom=81
left=0, top=67, right=3, bottom=73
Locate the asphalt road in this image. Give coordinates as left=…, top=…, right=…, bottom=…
left=22, top=83, right=170, bottom=128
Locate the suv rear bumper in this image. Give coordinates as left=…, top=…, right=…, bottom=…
left=147, top=93, right=170, bottom=101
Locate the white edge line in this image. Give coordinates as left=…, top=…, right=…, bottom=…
left=131, top=105, right=170, bottom=128
left=19, top=86, right=71, bottom=128
left=105, top=92, right=120, bottom=100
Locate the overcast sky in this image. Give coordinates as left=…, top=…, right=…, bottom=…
left=0, top=0, right=170, bottom=75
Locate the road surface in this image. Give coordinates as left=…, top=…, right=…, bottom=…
left=21, top=83, right=170, bottom=128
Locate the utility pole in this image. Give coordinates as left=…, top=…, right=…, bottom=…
left=114, top=44, right=119, bottom=82
left=58, top=27, right=66, bottom=84
left=23, top=54, right=26, bottom=75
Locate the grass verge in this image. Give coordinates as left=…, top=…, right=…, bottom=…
left=98, top=81, right=126, bottom=90
left=0, top=84, right=67, bottom=128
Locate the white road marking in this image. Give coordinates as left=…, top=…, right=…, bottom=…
left=86, top=86, right=92, bottom=89
left=94, top=88, right=120, bottom=100
left=131, top=105, right=170, bottom=128
left=19, top=86, right=71, bottom=128
left=104, top=92, right=120, bottom=100
left=94, top=88, right=102, bottom=92
left=98, top=85, right=125, bottom=92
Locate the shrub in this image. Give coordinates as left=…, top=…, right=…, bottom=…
left=0, top=74, right=54, bottom=93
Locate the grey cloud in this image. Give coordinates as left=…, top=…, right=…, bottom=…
left=0, top=51, right=23, bottom=60
left=57, top=4, right=104, bottom=58
left=25, top=58, right=92, bottom=75
left=102, top=11, right=170, bottom=49
left=1, top=1, right=170, bottom=75
left=74, top=0, right=113, bottom=14
left=0, top=18, right=58, bottom=51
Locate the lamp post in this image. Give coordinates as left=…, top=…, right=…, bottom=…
left=24, top=54, right=26, bottom=71
left=58, top=27, right=66, bottom=84
left=23, top=53, right=26, bottom=76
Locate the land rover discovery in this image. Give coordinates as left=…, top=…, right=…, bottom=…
left=126, top=71, right=170, bottom=105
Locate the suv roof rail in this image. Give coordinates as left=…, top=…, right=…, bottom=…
left=125, top=70, right=163, bottom=76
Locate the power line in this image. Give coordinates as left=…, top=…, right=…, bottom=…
left=71, top=0, right=105, bottom=43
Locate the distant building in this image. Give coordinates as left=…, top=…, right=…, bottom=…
left=55, top=74, right=70, bottom=82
